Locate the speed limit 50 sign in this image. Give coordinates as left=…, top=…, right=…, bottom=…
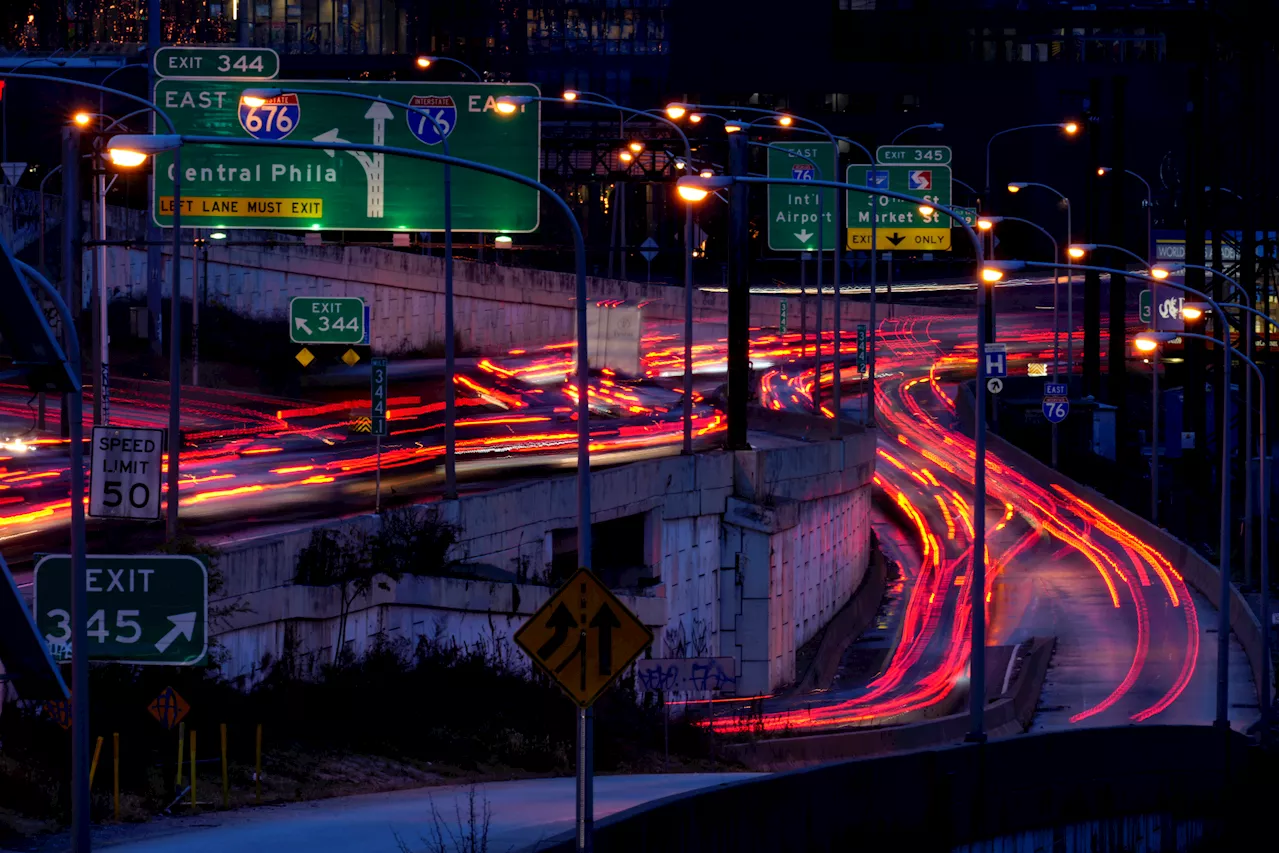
left=89, top=427, right=165, bottom=520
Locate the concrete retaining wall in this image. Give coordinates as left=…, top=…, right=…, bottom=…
left=213, top=432, right=876, bottom=694
left=93, top=240, right=931, bottom=357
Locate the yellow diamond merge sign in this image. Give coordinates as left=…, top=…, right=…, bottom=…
left=515, top=568, right=653, bottom=708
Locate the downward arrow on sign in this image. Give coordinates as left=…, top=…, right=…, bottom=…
left=155, top=612, right=197, bottom=654
left=886, top=233, right=906, bottom=246
left=794, top=229, right=813, bottom=243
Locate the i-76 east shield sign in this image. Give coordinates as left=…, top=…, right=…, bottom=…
left=152, top=80, right=541, bottom=232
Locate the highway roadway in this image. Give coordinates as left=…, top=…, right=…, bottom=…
left=731, top=312, right=1253, bottom=733
left=0, top=294, right=1257, bottom=733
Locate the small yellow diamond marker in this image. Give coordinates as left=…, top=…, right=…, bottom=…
left=295, top=347, right=315, bottom=367
left=341, top=348, right=361, bottom=366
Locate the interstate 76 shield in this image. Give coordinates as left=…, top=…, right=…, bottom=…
left=1042, top=382, right=1069, bottom=424
left=406, top=95, right=458, bottom=145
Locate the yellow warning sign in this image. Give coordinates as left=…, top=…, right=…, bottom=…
left=515, top=568, right=653, bottom=708
left=846, top=228, right=952, bottom=252
left=159, top=197, right=323, bottom=218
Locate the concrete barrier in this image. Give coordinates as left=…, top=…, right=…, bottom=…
left=521, top=724, right=1264, bottom=853
left=720, top=636, right=1054, bottom=768
left=95, top=239, right=934, bottom=357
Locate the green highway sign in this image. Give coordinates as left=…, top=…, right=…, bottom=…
left=767, top=142, right=836, bottom=252
left=33, top=555, right=208, bottom=666
left=153, top=80, right=541, bottom=232
left=875, top=145, right=952, bottom=165
left=845, top=164, right=952, bottom=252
left=857, top=324, right=868, bottom=371
left=371, top=357, right=389, bottom=436
left=1139, top=289, right=1152, bottom=325
left=154, top=46, right=280, bottom=80
left=290, top=296, right=365, bottom=344
left=954, top=206, right=979, bottom=227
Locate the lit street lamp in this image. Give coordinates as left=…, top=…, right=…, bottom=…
left=1066, top=242, right=1153, bottom=270
left=414, top=55, right=483, bottom=80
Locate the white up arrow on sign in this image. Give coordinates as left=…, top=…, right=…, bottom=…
left=313, top=100, right=394, bottom=219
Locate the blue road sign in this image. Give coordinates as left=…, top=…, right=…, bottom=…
left=1043, top=382, right=1068, bottom=397
left=865, top=169, right=890, bottom=189
left=982, top=344, right=1007, bottom=379
left=791, top=163, right=816, bottom=181
left=406, top=95, right=459, bottom=145
left=1043, top=397, right=1069, bottom=424
left=238, top=93, right=300, bottom=141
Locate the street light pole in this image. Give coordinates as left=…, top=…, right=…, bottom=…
left=1138, top=327, right=1272, bottom=732
left=15, top=257, right=87, bottom=853
left=12, top=71, right=190, bottom=541
left=1166, top=262, right=1273, bottom=595
left=1098, top=167, right=1153, bottom=264
left=522, top=94, right=697, bottom=453
left=741, top=137, right=826, bottom=421
left=673, top=102, right=846, bottom=432
left=1009, top=259, right=1237, bottom=727
left=1008, top=181, right=1072, bottom=378
left=835, top=136, right=876, bottom=428
left=681, top=173, right=987, bottom=737
left=981, top=216, right=1060, bottom=466
left=115, top=127, right=598, bottom=848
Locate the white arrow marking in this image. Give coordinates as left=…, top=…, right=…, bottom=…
left=155, top=612, right=197, bottom=654
left=313, top=128, right=380, bottom=217
left=295, top=317, right=312, bottom=335
left=363, top=102, right=393, bottom=219
left=794, top=229, right=813, bottom=243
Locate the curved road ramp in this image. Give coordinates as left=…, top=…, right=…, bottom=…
left=522, top=725, right=1269, bottom=853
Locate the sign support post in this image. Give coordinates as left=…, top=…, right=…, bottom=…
left=514, top=569, right=653, bottom=853
left=371, top=356, right=388, bottom=513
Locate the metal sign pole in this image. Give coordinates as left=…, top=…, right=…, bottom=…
left=375, top=434, right=382, bottom=513
left=576, top=705, right=592, bottom=852
left=191, top=232, right=199, bottom=386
